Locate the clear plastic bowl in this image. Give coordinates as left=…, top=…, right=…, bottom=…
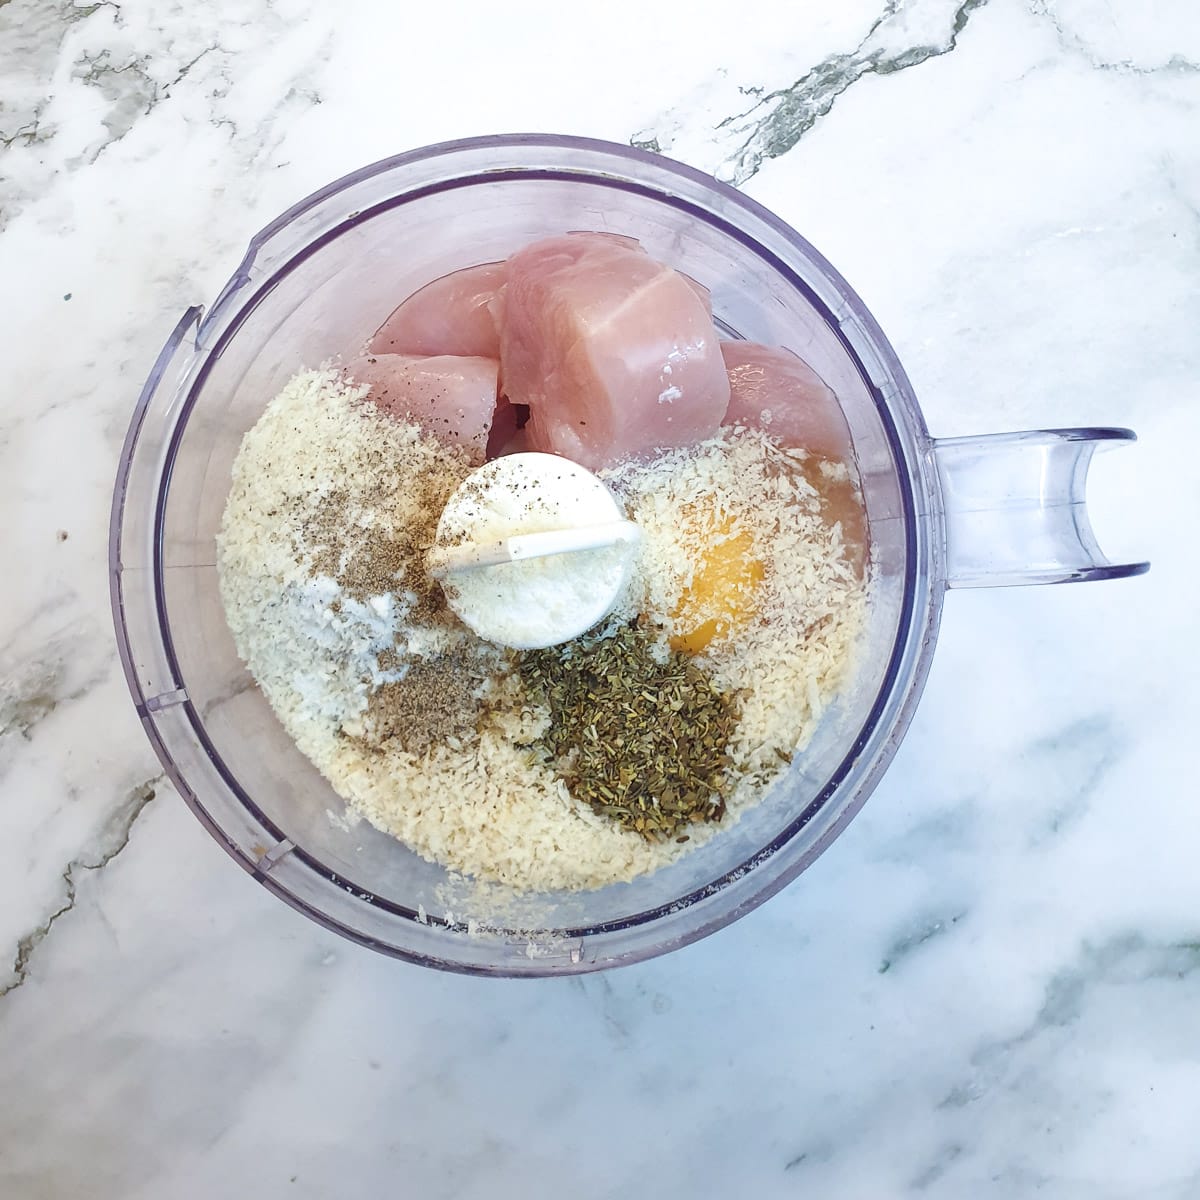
left=110, top=135, right=1146, bottom=975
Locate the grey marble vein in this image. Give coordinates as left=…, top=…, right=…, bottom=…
left=635, top=0, right=991, bottom=184
left=0, top=0, right=121, bottom=218
left=0, top=633, right=113, bottom=765
left=0, top=776, right=158, bottom=996
left=879, top=909, right=969, bottom=974
left=940, top=934, right=1200, bottom=1117
left=1031, top=0, right=1200, bottom=77
left=1022, top=715, right=1124, bottom=842
left=719, top=0, right=989, bottom=183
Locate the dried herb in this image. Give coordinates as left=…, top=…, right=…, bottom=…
left=519, top=622, right=739, bottom=841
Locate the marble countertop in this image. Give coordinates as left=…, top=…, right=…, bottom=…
left=3, top=0, right=1198, bottom=1195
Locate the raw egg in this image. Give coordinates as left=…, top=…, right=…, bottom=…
left=670, top=510, right=764, bottom=654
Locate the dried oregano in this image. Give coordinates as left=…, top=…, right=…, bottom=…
left=519, top=621, right=739, bottom=841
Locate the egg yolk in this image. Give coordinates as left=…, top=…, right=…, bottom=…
left=670, top=512, right=764, bottom=654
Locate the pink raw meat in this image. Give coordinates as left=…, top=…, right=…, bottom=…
left=568, top=231, right=712, bottom=313
left=497, top=235, right=729, bottom=470
left=369, top=262, right=505, bottom=359
left=342, top=354, right=499, bottom=463
left=720, top=341, right=852, bottom=463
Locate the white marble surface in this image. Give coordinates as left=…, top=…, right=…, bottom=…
left=2, top=0, right=1199, bottom=1194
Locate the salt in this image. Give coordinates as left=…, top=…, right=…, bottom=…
left=432, top=453, right=638, bottom=649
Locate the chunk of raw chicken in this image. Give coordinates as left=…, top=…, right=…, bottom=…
left=497, top=235, right=730, bottom=471
left=342, top=354, right=499, bottom=463
left=720, top=341, right=853, bottom=464
left=369, top=262, right=505, bottom=359
left=569, top=231, right=712, bottom=312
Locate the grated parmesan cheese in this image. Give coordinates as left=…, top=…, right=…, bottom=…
left=218, top=368, right=869, bottom=893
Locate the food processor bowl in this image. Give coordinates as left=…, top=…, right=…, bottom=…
left=110, top=135, right=1146, bottom=975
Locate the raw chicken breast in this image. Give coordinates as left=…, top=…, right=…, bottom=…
left=569, top=231, right=713, bottom=313
left=720, top=341, right=853, bottom=463
left=342, top=354, right=499, bottom=463
left=369, top=262, right=505, bottom=359
left=498, top=235, right=729, bottom=470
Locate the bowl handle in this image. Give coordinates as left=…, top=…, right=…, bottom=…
left=932, top=428, right=1149, bottom=588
